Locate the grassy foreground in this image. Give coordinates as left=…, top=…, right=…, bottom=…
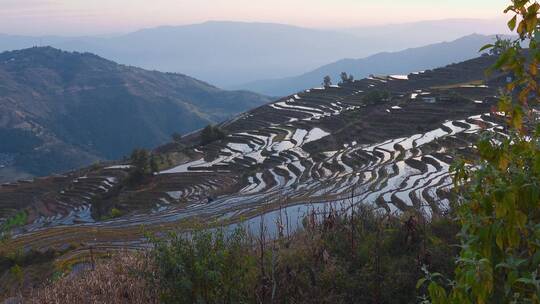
left=15, top=205, right=458, bottom=303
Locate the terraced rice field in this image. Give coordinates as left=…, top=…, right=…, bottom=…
left=0, top=55, right=509, bottom=253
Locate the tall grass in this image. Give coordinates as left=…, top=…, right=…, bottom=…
left=26, top=204, right=458, bottom=303
left=29, top=253, right=157, bottom=304
left=1, top=210, right=27, bottom=233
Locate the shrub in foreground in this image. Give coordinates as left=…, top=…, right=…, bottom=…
left=150, top=228, right=257, bottom=303
left=26, top=207, right=458, bottom=303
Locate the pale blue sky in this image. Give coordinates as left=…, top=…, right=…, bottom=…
left=0, top=0, right=509, bottom=35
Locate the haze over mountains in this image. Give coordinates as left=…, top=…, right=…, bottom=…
left=0, top=18, right=508, bottom=88
left=235, top=34, right=502, bottom=96
left=0, top=47, right=270, bottom=181
left=343, top=18, right=508, bottom=47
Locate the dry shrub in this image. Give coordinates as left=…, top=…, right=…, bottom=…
left=28, top=252, right=157, bottom=304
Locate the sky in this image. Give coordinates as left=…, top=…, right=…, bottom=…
left=0, top=0, right=509, bottom=36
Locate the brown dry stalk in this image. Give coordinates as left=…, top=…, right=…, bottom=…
left=28, top=253, right=157, bottom=304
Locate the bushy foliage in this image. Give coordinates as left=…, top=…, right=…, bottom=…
left=420, top=1, right=540, bottom=303
left=0, top=210, right=28, bottom=243
left=127, top=148, right=158, bottom=184
left=362, top=90, right=390, bottom=103
left=489, top=35, right=513, bottom=56
left=23, top=208, right=458, bottom=303
left=150, top=228, right=257, bottom=303
left=1, top=210, right=27, bottom=233
left=144, top=207, right=456, bottom=304
left=110, top=208, right=122, bottom=218
left=201, top=125, right=226, bottom=145
left=0, top=247, right=72, bottom=297
left=323, top=75, right=332, bottom=87
left=262, top=209, right=456, bottom=303
left=100, top=207, right=123, bottom=220
left=339, top=72, right=354, bottom=84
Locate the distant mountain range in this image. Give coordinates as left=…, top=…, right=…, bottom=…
left=0, top=19, right=508, bottom=88
left=0, top=47, right=271, bottom=181
left=234, top=34, right=502, bottom=96
left=342, top=18, right=509, bottom=48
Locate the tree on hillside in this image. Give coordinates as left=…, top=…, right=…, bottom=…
left=421, top=2, right=540, bottom=303
left=340, top=72, right=349, bottom=84
left=362, top=90, right=390, bottom=103
left=339, top=72, right=354, bottom=84
left=323, top=75, right=332, bottom=87
left=128, top=148, right=158, bottom=183
left=201, top=125, right=226, bottom=145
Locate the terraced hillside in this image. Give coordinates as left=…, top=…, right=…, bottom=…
left=0, top=55, right=509, bottom=263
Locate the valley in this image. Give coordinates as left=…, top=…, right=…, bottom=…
left=0, top=47, right=271, bottom=181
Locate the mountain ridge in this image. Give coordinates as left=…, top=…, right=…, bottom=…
left=0, top=46, right=271, bottom=181
left=234, top=34, right=504, bottom=96
left=0, top=19, right=508, bottom=87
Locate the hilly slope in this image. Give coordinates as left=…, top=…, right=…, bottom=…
left=236, top=34, right=500, bottom=96
left=0, top=20, right=507, bottom=87
left=0, top=47, right=271, bottom=181
left=0, top=22, right=368, bottom=87
left=0, top=54, right=510, bottom=257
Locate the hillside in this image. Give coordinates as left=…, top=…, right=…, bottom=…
left=0, top=54, right=506, bottom=249
left=0, top=53, right=518, bottom=299
left=0, top=47, right=271, bottom=181
left=0, top=19, right=507, bottom=87
left=236, top=34, right=501, bottom=96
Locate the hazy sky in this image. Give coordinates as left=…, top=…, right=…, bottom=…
left=1, top=0, right=509, bottom=36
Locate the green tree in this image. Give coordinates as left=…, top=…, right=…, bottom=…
left=201, top=125, right=226, bottom=145
left=323, top=75, right=332, bottom=87
left=421, top=1, right=540, bottom=303
left=340, top=72, right=348, bottom=84
left=339, top=72, right=354, bottom=84
left=128, top=148, right=158, bottom=183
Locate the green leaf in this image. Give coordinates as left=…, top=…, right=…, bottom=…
left=508, top=15, right=517, bottom=30
left=479, top=44, right=494, bottom=52
left=416, top=277, right=428, bottom=289
left=496, top=231, right=504, bottom=249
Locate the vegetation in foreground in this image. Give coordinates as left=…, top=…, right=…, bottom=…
left=7, top=1, right=540, bottom=303
left=22, top=206, right=457, bottom=303
left=420, top=1, right=540, bottom=303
